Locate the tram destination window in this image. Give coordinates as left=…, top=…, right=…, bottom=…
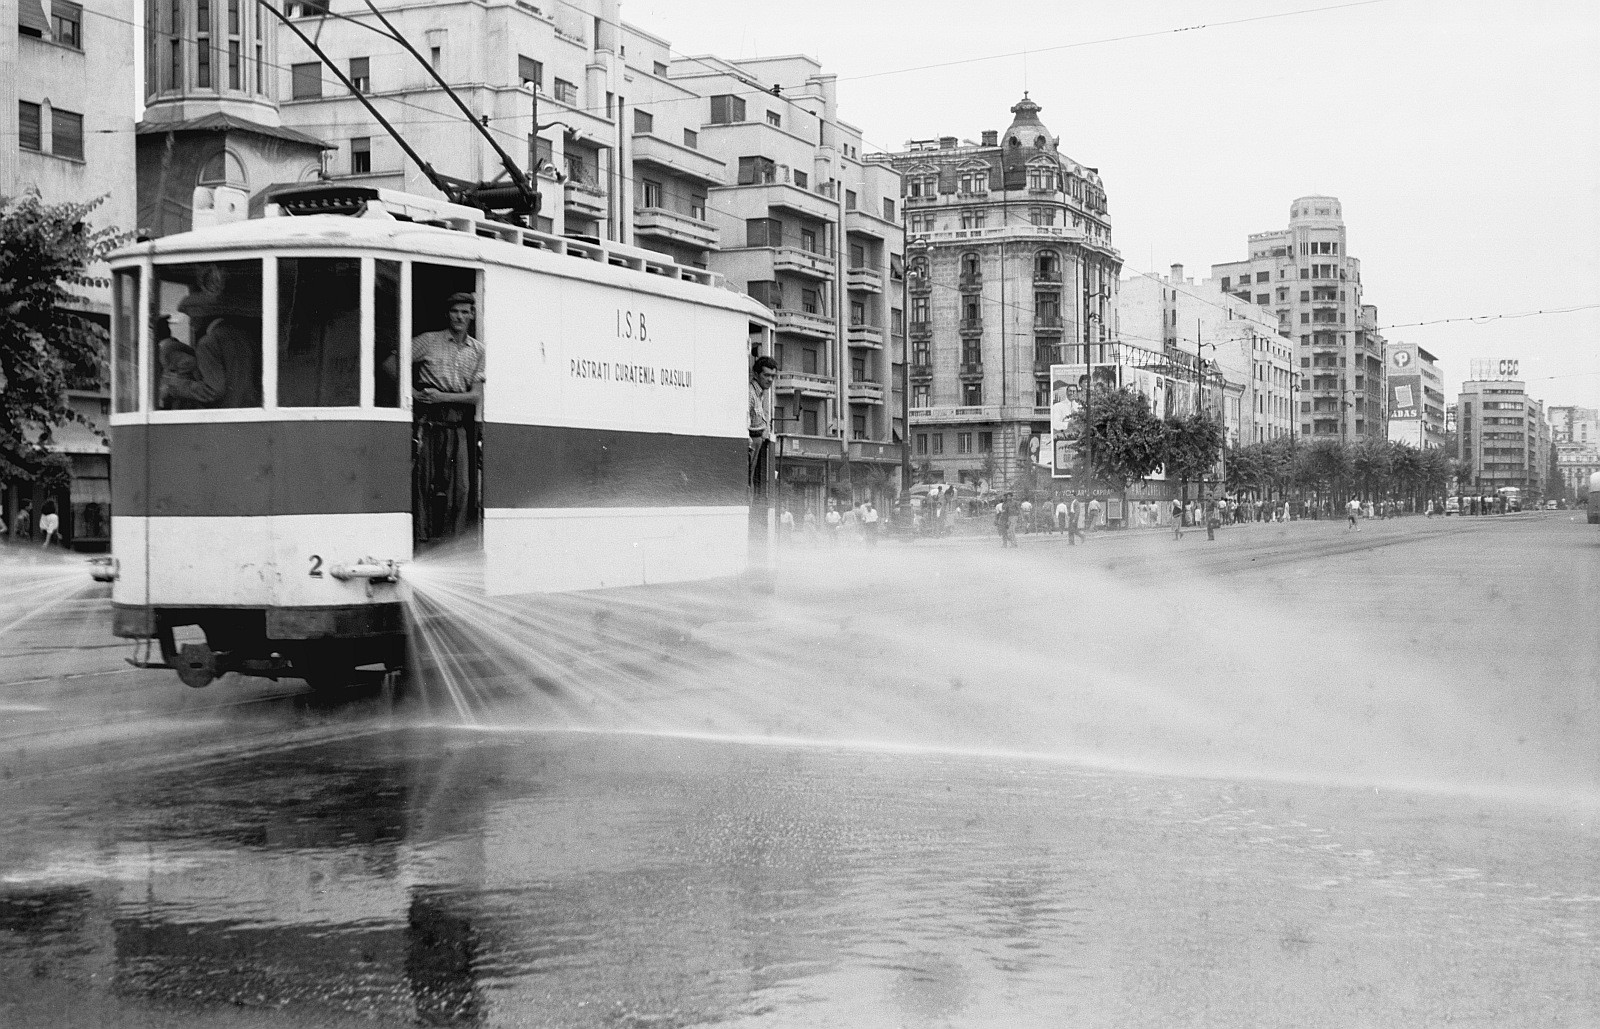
left=278, top=257, right=360, bottom=407
left=374, top=259, right=401, bottom=407
left=150, top=259, right=263, bottom=409
left=112, top=269, right=140, bottom=414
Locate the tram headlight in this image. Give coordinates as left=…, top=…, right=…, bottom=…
left=329, top=558, right=401, bottom=597
left=88, top=556, right=119, bottom=583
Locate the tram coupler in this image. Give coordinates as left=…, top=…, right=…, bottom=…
left=88, top=556, right=119, bottom=583
left=329, top=558, right=401, bottom=597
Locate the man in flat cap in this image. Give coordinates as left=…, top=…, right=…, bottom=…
left=412, top=292, right=485, bottom=541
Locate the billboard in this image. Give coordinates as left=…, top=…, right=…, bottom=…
left=1388, top=374, right=1421, bottom=419
left=1048, top=363, right=1116, bottom=479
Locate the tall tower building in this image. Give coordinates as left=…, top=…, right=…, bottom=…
left=885, top=96, right=1120, bottom=489
left=136, top=0, right=327, bottom=238
left=1212, top=197, right=1387, bottom=443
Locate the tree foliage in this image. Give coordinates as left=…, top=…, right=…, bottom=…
left=1067, top=384, right=1166, bottom=491
left=1161, top=410, right=1224, bottom=491
left=0, top=191, right=127, bottom=481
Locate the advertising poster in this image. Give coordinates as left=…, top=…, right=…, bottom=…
left=1048, top=364, right=1116, bottom=478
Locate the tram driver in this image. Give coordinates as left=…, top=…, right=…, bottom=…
left=412, top=292, right=485, bottom=541
left=162, top=275, right=263, bottom=409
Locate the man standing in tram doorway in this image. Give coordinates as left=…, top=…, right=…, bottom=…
left=413, top=292, right=485, bottom=542
left=749, top=356, right=777, bottom=491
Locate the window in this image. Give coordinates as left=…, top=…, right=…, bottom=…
left=1030, top=207, right=1056, bottom=226
left=801, top=289, right=820, bottom=314
left=518, top=55, right=543, bottom=90
left=709, top=94, right=746, bottom=124
left=348, top=56, right=369, bottom=94
left=429, top=46, right=441, bottom=69
left=932, top=433, right=944, bottom=455
left=554, top=78, right=578, bottom=104
left=634, top=109, right=654, bottom=134
left=850, top=354, right=866, bottom=379
left=1300, top=290, right=1310, bottom=302
left=959, top=209, right=985, bottom=230
left=845, top=189, right=857, bottom=210
left=18, top=102, right=42, bottom=151
left=850, top=243, right=866, bottom=267
left=802, top=348, right=818, bottom=374
left=913, top=386, right=929, bottom=409
left=850, top=301, right=865, bottom=326
left=278, top=257, right=360, bottom=407
left=150, top=259, right=263, bottom=409
left=52, top=109, right=83, bottom=161
left=1256, top=294, right=1269, bottom=305
left=801, top=228, right=816, bottom=253
left=682, top=128, right=698, bottom=149
left=350, top=136, right=370, bottom=174
left=52, top=1, right=83, bottom=48
left=1220, top=277, right=1230, bottom=291
left=292, top=62, right=322, bottom=99
left=792, top=169, right=807, bottom=188
left=766, top=110, right=781, bottom=127
left=958, top=168, right=987, bottom=194
left=916, top=433, right=929, bottom=454
left=978, top=431, right=992, bottom=452
left=1300, top=268, right=1309, bottom=279
left=883, top=198, right=895, bottom=221
left=962, top=382, right=982, bottom=406
left=229, top=41, right=242, bottom=89
left=1256, top=272, right=1269, bottom=283
left=1027, top=165, right=1053, bottom=191
left=653, top=60, right=669, bottom=76
left=852, top=413, right=867, bottom=440
left=801, top=408, right=819, bottom=435
left=746, top=217, right=782, bottom=248
left=641, top=179, right=663, bottom=208
left=957, top=432, right=973, bottom=454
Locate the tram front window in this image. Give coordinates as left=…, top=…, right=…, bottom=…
left=277, top=257, right=360, bottom=407
left=151, top=260, right=263, bottom=410
left=112, top=268, right=140, bottom=414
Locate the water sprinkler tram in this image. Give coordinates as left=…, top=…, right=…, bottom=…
left=102, top=184, right=776, bottom=690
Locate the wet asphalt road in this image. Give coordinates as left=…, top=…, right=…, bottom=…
left=1, top=512, right=1597, bottom=1027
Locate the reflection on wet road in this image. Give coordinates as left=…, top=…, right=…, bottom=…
left=2, top=727, right=1596, bottom=1028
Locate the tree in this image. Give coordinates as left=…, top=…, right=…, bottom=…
left=911, top=459, right=941, bottom=485
left=1295, top=439, right=1349, bottom=511
left=1348, top=437, right=1392, bottom=501
left=1068, top=385, right=1165, bottom=516
left=1162, top=410, right=1224, bottom=504
left=1, top=191, right=126, bottom=483
left=1387, top=440, right=1423, bottom=507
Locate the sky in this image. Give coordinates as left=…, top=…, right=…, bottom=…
left=631, top=0, right=1600, bottom=410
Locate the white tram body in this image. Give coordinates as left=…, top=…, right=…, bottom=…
left=1589, top=470, right=1600, bottom=525
left=104, top=186, right=772, bottom=687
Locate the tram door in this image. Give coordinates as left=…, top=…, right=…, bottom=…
left=410, top=263, right=484, bottom=548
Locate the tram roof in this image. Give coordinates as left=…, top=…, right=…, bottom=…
left=113, top=197, right=772, bottom=323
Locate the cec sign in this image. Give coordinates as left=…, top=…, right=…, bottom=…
left=1468, top=358, right=1520, bottom=380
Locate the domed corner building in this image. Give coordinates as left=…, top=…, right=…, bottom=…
left=884, top=94, right=1121, bottom=493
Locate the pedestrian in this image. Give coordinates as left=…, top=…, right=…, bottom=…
left=1054, top=497, right=1068, bottom=534
left=824, top=498, right=842, bottom=544
left=863, top=502, right=879, bottom=546
left=1088, top=496, right=1103, bottom=532
left=14, top=500, right=31, bottom=541
left=1346, top=496, right=1361, bottom=530
left=995, top=493, right=1015, bottom=547
left=1171, top=496, right=1184, bottom=540
left=1066, top=495, right=1086, bottom=545
left=780, top=506, right=795, bottom=540
left=802, top=508, right=818, bottom=545
left=1205, top=499, right=1220, bottom=541
left=38, top=501, right=60, bottom=548
left=1020, top=498, right=1033, bottom=534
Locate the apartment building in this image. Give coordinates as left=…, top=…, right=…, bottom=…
left=1211, top=197, right=1387, bottom=442
left=883, top=95, right=1120, bottom=489
left=1456, top=378, right=1550, bottom=499
left=1384, top=342, right=1446, bottom=448
left=1119, top=266, right=1295, bottom=445
left=3, top=0, right=137, bottom=547
left=1548, top=406, right=1600, bottom=501
left=269, top=3, right=902, bottom=516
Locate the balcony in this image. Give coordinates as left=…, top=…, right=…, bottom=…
left=958, top=317, right=983, bottom=335
left=909, top=319, right=931, bottom=337
left=959, top=361, right=984, bottom=377
left=848, top=440, right=903, bottom=464
left=1034, top=268, right=1062, bottom=285
left=845, top=208, right=896, bottom=240
left=633, top=207, right=719, bottom=250
left=730, top=181, right=837, bottom=222
left=848, top=323, right=884, bottom=348
left=1033, top=346, right=1061, bottom=373
left=848, top=381, right=885, bottom=405
left=909, top=360, right=933, bottom=379
left=847, top=266, right=883, bottom=293
left=563, top=179, right=607, bottom=219
left=958, top=272, right=983, bottom=291
left=771, top=246, right=834, bottom=279
left=630, top=133, right=728, bottom=186
left=773, top=309, right=835, bottom=339
left=774, top=370, right=835, bottom=398
left=1033, top=313, right=1064, bottom=334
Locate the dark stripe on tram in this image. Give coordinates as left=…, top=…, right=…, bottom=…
left=483, top=424, right=747, bottom=509
left=112, top=421, right=411, bottom=517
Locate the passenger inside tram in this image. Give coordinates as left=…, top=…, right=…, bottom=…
left=152, top=260, right=263, bottom=410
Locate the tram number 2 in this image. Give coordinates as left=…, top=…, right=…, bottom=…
left=616, top=309, right=648, bottom=341
left=308, top=555, right=324, bottom=578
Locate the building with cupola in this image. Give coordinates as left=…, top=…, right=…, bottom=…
left=135, top=0, right=328, bottom=238
left=883, top=95, right=1120, bottom=490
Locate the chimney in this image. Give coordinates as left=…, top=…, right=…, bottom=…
left=980, top=130, right=998, bottom=147
left=1170, top=263, right=1183, bottom=284
left=938, top=136, right=957, bottom=149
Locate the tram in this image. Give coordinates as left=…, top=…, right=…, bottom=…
left=101, top=184, right=774, bottom=689
left=1589, top=470, right=1600, bottom=525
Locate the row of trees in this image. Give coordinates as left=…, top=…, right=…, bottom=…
left=1065, top=383, right=1467, bottom=513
